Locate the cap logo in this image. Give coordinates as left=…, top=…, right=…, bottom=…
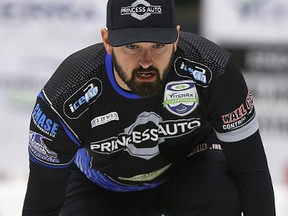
left=121, top=0, right=162, bottom=21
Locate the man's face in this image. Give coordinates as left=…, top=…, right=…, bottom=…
left=111, top=43, right=176, bottom=97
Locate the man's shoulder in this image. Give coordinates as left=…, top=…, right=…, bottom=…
left=43, top=43, right=106, bottom=110
left=178, top=32, right=230, bottom=65
left=63, top=43, right=106, bottom=67
left=177, top=32, right=231, bottom=80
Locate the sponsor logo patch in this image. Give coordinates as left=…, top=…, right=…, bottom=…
left=121, top=0, right=162, bottom=21
left=64, top=78, right=102, bottom=119
left=187, top=143, right=222, bottom=157
left=221, top=91, right=255, bottom=130
left=118, top=164, right=172, bottom=182
left=29, top=131, right=59, bottom=164
left=222, top=104, right=247, bottom=125
left=91, top=112, right=119, bottom=128
left=163, top=80, right=199, bottom=116
left=90, top=112, right=201, bottom=160
left=32, top=103, right=59, bottom=138
left=174, top=57, right=212, bottom=87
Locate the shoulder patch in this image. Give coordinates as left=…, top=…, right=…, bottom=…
left=174, top=57, right=212, bottom=88
left=63, top=78, right=102, bottom=119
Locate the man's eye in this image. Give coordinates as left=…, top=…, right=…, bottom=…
left=126, top=45, right=138, bottom=49
left=153, top=44, right=165, bottom=49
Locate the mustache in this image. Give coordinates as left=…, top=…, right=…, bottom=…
left=134, top=66, right=159, bottom=73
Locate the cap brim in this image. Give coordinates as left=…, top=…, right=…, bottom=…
left=108, top=27, right=178, bottom=47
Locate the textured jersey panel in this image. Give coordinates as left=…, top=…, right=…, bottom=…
left=178, top=32, right=231, bottom=85
left=44, top=43, right=107, bottom=109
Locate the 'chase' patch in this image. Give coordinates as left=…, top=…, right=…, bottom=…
left=64, top=78, right=102, bottom=119
left=174, top=57, right=212, bottom=88
left=163, top=80, right=199, bottom=116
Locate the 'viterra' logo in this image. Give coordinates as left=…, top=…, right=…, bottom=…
left=163, top=81, right=199, bottom=117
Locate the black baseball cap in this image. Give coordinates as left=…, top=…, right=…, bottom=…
left=106, top=0, right=178, bottom=47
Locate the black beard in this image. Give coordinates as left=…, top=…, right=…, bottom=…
left=112, top=51, right=175, bottom=97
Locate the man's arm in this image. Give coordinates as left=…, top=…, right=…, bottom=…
left=22, top=163, right=70, bottom=216
left=23, top=90, right=80, bottom=215
left=221, top=130, right=275, bottom=216
left=206, top=57, right=276, bottom=215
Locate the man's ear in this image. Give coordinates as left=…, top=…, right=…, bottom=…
left=173, top=25, right=181, bottom=52
left=101, top=28, right=113, bottom=55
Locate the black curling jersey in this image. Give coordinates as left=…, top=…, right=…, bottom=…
left=28, top=32, right=258, bottom=192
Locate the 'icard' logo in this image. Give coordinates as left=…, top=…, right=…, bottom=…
left=121, top=0, right=162, bottom=21
left=64, top=78, right=102, bottom=119
left=174, top=57, right=212, bottom=88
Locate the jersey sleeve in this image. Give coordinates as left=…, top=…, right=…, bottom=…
left=207, top=58, right=258, bottom=142
left=23, top=91, right=81, bottom=216
left=23, top=43, right=104, bottom=215
left=28, top=90, right=80, bottom=175
left=207, top=58, right=276, bottom=215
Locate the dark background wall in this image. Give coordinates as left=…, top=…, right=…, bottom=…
left=174, top=0, right=200, bottom=33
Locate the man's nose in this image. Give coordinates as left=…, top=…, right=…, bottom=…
left=139, top=49, right=152, bottom=69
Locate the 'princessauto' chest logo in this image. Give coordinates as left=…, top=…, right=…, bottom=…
left=64, top=78, right=102, bottom=119
left=121, top=0, right=162, bottom=21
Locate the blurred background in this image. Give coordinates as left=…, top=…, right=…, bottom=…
left=0, top=0, right=287, bottom=215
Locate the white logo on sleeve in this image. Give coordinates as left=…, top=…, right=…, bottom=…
left=91, top=112, right=119, bottom=128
